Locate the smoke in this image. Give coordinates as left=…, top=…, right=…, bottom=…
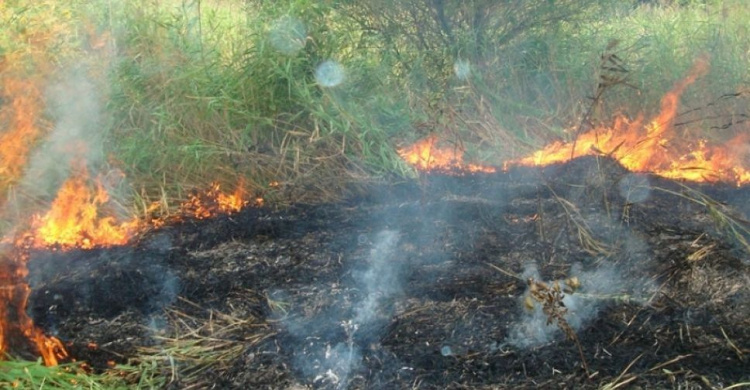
left=283, top=230, right=402, bottom=388
left=21, top=68, right=106, bottom=197
left=505, top=261, right=655, bottom=349
left=352, top=230, right=401, bottom=325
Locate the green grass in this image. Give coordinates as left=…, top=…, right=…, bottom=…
left=2, top=0, right=747, bottom=203
left=58, top=0, right=749, bottom=200
left=0, top=357, right=162, bottom=389
left=1, top=0, right=749, bottom=386
left=468, top=0, right=749, bottom=159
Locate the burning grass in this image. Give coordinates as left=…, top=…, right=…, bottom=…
left=1, top=0, right=749, bottom=387
left=0, top=174, right=262, bottom=368
left=13, top=156, right=748, bottom=388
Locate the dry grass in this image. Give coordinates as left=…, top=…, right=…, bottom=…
left=526, top=277, right=590, bottom=375
left=124, top=297, right=274, bottom=389
left=652, top=184, right=750, bottom=253
left=549, top=188, right=614, bottom=257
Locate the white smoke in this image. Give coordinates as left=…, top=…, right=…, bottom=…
left=330, top=230, right=401, bottom=388
left=284, top=230, right=402, bottom=388
left=22, top=68, right=106, bottom=196
left=506, top=261, right=655, bottom=348
left=353, top=230, right=401, bottom=324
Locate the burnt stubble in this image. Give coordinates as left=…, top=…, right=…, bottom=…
left=27, top=156, right=749, bottom=389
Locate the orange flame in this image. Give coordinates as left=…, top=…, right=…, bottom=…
left=398, top=135, right=496, bottom=174
left=0, top=74, right=73, bottom=366
left=1, top=166, right=259, bottom=365
left=0, top=78, right=44, bottom=193
left=27, top=169, right=139, bottom=250
left=0, top=250, right=68, bottom=366
left=179, top=181, right=259, bottom=220
left=508, top=58, right=749, bottom=186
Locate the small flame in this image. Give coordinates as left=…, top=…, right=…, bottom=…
left=179, top=181, right=257, bottom=220
left=507, top=58, right=749, bottom=186
left=0, top=78, right=43, bottom=194
left=398, top=135, right=496, bottom=174
left=0, top=251, right=68, bottom=366
left=26, top=168, right=139, bottom=249
left=2, top=169, right=260, bottom=364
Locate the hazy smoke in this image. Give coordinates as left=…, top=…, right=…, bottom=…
left=22, top=68, right=106, bottom=196
left=284, top=230, right=402, bottom=388
left=353, top=230, right=401, bottom=324
left=506, top=261, right=655, bottom=348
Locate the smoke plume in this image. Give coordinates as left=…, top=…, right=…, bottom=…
left=506, top=261, right=656, bottom=348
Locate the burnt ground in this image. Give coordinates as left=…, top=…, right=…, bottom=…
left=26, top=156, right=749, bottom=389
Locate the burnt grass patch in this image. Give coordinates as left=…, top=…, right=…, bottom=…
left=27, top=156, right=749, bottom=389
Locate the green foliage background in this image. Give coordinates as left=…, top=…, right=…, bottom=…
left=2, top=0, right=748, bottom=207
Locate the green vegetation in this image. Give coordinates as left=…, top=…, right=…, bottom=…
left=0, top=357, right=164, bottom=389
left=1, top=0, right=749, bottom=387
left=2, top=0, right=748, bottom=205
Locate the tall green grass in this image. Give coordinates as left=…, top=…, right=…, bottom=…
left=3, top=0, right=747, bottom=204
left=100, top=0, right=748, bottom=200
left=475, top=0, right=749, bottom=154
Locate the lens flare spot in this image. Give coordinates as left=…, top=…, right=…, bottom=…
left=315, top=60, right=345, bottom=87
left=269, top=16, right=307, bottom=55
left=454, top=59, right=471, bottom=80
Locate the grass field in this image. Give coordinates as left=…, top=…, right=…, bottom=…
left=1, top=0, right=748, bottom=387
left=2, top=0, right=747, bottom=209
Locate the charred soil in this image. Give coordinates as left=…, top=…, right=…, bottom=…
left=27, top=156, right=750, bottom=389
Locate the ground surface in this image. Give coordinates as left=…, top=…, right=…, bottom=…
left=27, top=156, right=750, bottom=389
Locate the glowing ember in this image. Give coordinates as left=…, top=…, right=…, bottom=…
left=507, top=58, right=749, bottom=186
left=180, top=181, right=257, bottom=220
left=398, top=135, right=496, bottom=174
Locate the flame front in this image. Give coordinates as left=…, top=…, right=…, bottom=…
left=25, top=173, right=258, bottom=249
left=1, top=167, right=257, bottom=364
left=27, top=170, right=139, bottom=249
left=508, top=58, right=749, bottom=186
left=180, top=181, right=260, bottom=220
left=0, top=78, right=44, bottom=196
left=0, top=250, right=68, bottom=366
left=398, top=135, right=496, bottom=174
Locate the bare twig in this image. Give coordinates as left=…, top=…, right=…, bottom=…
left=527, top=278, right=589, bottom=375
left=601, top=352, right=643, bottom=390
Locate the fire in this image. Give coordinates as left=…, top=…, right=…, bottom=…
left=0, top=74, right=74, bottom=365
left=0, top=168, right=259, bottom=365
left=179, top=181, right=257, bottom=220
left=23, top=172, right=257, bottom=249
left=508, top=58, right=749, bottom=186
left=0, top=78, right=44, bottom=194
left=26, top=169, right=139, bottom=250
left=398, top=135, right=496, bottom=174
left=0, top=249, right=68, bottom=366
